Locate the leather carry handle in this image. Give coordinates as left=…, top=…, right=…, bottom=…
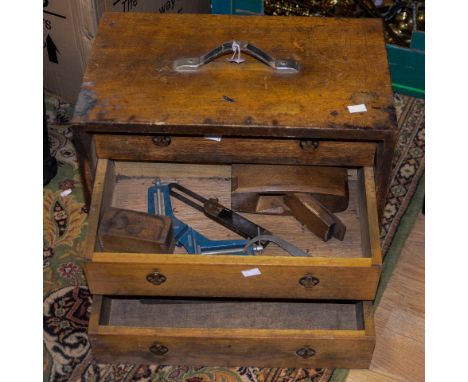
left=173, top=40, right=299, bottom=73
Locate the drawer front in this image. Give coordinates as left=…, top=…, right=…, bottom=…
left=85, top=257, right=380, bottom=300
left=89, top=296, right=376, bottom=368
left=90, top=331, right=374, bottom=368
left=94, top=134, right=376, bottom=167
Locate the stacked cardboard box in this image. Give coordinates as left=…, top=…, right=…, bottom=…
left=43, top=0, right=211, bottom=103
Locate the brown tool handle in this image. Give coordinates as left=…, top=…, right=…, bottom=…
left=173, top=40, right=299, bottom=73
left=284, top=193, right=346, bottom=242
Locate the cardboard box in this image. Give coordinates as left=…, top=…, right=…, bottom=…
left=43, top=0, right=211, bottom=103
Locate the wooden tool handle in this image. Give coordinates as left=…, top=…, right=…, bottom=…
left=284, top=193, right=346, bottom=242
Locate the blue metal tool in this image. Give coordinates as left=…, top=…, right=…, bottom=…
left=147, top=179, right=258, bottom=255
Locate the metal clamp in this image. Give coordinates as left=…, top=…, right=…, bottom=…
left=148, top=180, right=267, bottom=255
left=243, top=234, right=309, bottom=257
left=174, top=40, right=299, bottom=73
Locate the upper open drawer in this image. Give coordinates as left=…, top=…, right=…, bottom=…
left=83, top=159, right=382, bottom=300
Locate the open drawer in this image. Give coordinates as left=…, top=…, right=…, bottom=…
left=89, top=296, right=376, bottom=368
left=83, top=159, right=382, bottom=300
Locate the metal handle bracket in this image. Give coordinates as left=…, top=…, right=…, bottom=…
left=174, top=40, right=299, bottom=73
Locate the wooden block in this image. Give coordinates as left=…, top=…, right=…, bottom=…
left=285, top=193, right=346, bottom=242
left=98, top=207, right=175, bottom=253
left=231, top=164, right=349, bottom=214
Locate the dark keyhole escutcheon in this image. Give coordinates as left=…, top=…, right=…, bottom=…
left=152, top=135, right=171, bottom=147
left=149, top=343, right=168, bottom=356
left=299, top=139, right=320, bottom=150
left=146, top=270, right=167, bottom=285
left=296, top=346, right=316, bottom=359
left=299, top=274, right=320, bottom=288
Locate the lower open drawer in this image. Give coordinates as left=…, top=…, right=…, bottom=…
left=89, top=296, right=375, bottom=368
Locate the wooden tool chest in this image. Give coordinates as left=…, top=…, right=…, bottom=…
left=73, top=13, right=397, bottom=368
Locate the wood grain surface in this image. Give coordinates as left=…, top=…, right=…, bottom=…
left=73, top=13, right=396, bottom=138
left=359, top=166, right=383, bottom=266
left=347, top=215, right=424, bottom=382
left=88, top=296, right=375, bottom=368
left=84, top=258, right=380, bottom=299
left=231, top=164, right=350, bottom=213
left=98, top=207, right=175, bottom=253
left=83, top=159, right=112, bottom=261
left=94, top=134, right=376, bottom=167
left=284, top=193, right=346, bottom=241
left=232, top=164, right=349, bottom=195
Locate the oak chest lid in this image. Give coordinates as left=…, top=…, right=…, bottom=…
left=73, top=13, right=396, bottom=138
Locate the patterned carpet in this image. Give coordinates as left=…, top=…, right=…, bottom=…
left=43, top=93, right=424, bottom=382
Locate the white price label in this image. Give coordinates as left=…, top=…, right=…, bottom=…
left=347, top=104, right=368, bottom=113
left=204, top=135, right=222, bottom=142
left=60, top=189, right=72, bottom=197
left=241, top=268, right=262, bottom=277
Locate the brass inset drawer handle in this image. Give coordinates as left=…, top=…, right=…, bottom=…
left=146, top=270, right=167, bottom=285
left=299, top=274, right=320, bottom=288
left=149, top=343, right=168, bottom=356
left=296, top=346, right=316, bottom=359
left=152, top=136, right=171, bottom=147
left=299, top=140, right=320, bottom=150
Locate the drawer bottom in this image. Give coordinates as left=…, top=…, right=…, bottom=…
left=89, top=296, right=375, bottom=368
